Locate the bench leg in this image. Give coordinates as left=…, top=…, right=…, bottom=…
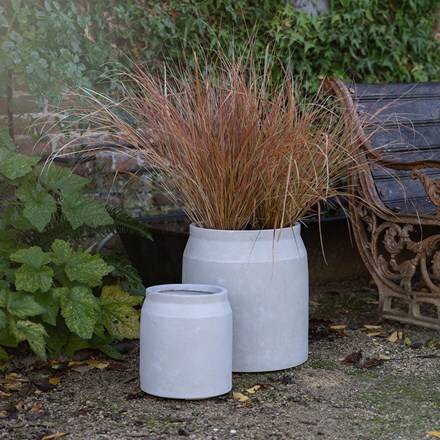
left=351, top=201, right=440, bottom=330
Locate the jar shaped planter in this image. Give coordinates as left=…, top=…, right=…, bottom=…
left=140, top=284, right=232, bottom=399
left=182, top=224, right=308, bottom=372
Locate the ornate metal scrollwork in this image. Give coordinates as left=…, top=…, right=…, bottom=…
left=412, top=170, right=440, bottom=218
left=356, top=204, right=440, bottom=294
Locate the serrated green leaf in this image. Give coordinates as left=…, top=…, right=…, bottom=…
left=0, top=309, right=6, bottom=330
left=0, top=260, right=10, bottom=274
left=61, top=192, right=113, bottom=230
left=0, top=345, right=9, bottom=360
left=14, top=320, right=48, bottom=359
left=16, top=184, right=57, bottom=231
left=0, top=128, right=15, bottom=149
left=0, top=147, right=39, bottom=180
left=0, top=289, right=7, bottom=307
left=0, top=280, right=9, bottom=291
left=35, top=291, right=59, bottom=326
left=38, top=163, right=87, bottom=193
left=59, top=286, right=100, bottom=339
left=51, top=287, right=69, bottom=299
left=45, top=324, right=68, bottom=356
left=100, top=285, right=141, bottom=340
left=0, top=327, right=18, bottom=348
left=15, top=264, right=53, bottom=293
left=62, top=333, right=93, bottom=358
left=91, top=337, right=123, bottom=360
left=65, top=251, right=112, bottom=287
left=0, top=15, right=9, bottom=28
left=6, top=292, right=46, bottom=318
left=101, top=284, right=143, bottom=307
left=11, top=0, right=22, bottom=13
left=93, top=320, right=106, bottom=339
left=1, top=206, right=34, bottom=232
left=10, top=246, right=51, bottom=269
left=50, top=239, right=74, bottom=265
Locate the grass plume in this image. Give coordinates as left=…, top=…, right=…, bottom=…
left=79, top=55, right=362, bottom=230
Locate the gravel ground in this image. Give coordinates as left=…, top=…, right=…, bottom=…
left=1, top=278, right=439, bottom=440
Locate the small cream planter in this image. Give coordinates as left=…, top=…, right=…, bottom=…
left=182, top=224, right=309, bottom=372
left=140, top=284, right=233, bottom=399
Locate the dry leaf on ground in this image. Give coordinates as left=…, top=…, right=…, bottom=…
left=427, top=338, right=439, bottom=349
left=41, top=433, right=68, bottom=440
left=341, top=350, right=362, bottom=365
left=366, top=331, right=382, bottom=337
left=246, top=385, right=261, bottom=394
left=68, top=359, right=109, bottom=373
left=387, top=331, right=404, bottom=343
left=49, top=378, right=61, bottom=385
left=330, top=324, right=346, bottom=330
left=233, top=392, right=250, bottom=403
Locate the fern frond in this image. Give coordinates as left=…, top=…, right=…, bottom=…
left=107, top=207, right=151, bottom=239
left=104, top=253, right=145, bottom=294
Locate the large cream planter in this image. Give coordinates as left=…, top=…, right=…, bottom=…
left=182, top=224, right=309, bottom=372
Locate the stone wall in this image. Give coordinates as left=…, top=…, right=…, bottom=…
left=294, top=0, right=329, bottom=15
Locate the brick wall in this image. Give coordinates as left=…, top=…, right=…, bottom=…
left=0, top=86, right=179, bottom=217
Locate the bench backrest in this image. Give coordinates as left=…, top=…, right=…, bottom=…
left=326, top=79, right=440, bottom=219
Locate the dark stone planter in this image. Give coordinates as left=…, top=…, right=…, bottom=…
left=119, top=213, right=368, bottom=287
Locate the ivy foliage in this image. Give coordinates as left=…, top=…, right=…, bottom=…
left=0, top=129, right=146, bottom=360
left=0, top=0, right=438, bottom=102
left=0, top=0, right=121, bottom=103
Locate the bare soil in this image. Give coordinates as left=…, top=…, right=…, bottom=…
left=1, top=278, right=439, bottom=440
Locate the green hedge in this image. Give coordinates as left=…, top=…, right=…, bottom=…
left=1, top=0, right=438, bottom=102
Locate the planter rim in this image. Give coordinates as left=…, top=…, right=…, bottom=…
left=188, top=222, right=300, bottom=240
left=146, top=283, right=228, bottom=303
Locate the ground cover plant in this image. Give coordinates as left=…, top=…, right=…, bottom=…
left=0, top=129, right=146, bottom=361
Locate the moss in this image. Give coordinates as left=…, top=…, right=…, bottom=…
left=307, top=358, right=338, bottom=370
left=355, top=375, right=440, bottom=438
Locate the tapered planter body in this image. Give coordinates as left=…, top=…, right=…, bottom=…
left=140, top=284, right=233, bottom=399
left=182, top=224, right=309, bottom=372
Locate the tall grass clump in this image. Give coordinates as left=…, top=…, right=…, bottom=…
left=79, top=55, right=362, bottom=230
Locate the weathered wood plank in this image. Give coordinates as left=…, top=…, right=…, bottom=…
left=356, top=98, right=440, bottom=124
left=364, top=124, right=440, bottom=162
left=371, top=166, right=440, bottom=214
left=381, top=196, right=436, bottom=215
left=347, top=82, right=440, bottom=100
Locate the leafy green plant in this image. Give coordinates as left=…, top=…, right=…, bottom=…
left=0, top=0, right=122, bottom=104
left=0, top=130, right=146, bottom=360
left=1, top=0, right=438, bottom=104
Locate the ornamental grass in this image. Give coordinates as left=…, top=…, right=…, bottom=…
left=80, top=56, right=362, bottom=230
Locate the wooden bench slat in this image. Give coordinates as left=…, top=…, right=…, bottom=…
left=348, top=82, right=440, bottom=100
left=380, top=197, right=436, bottom=215
left=364, top=124, right=440, bottom=162
left=371, top=167, right=440, bottom=214
left=356, top=98, right=440, bottom=124
left=372, top=167, right=440, bottom=180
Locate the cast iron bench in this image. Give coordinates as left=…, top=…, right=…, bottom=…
left=324, top=78, right=440, bottom=330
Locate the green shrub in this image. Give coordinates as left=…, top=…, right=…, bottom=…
left=1, top=0, right=438, bottom=103
left=0, top=129, right=145, bottom=360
